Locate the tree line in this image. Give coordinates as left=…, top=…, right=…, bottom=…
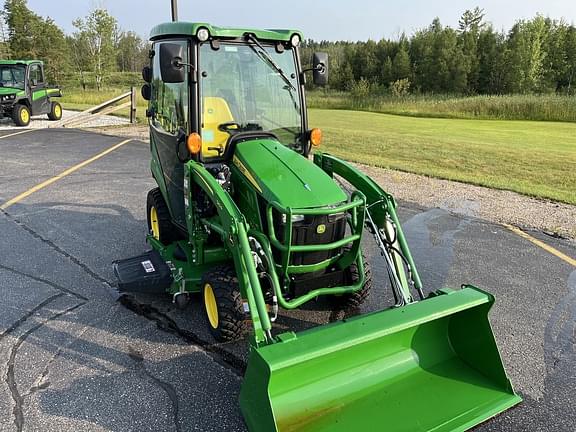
left=302, top=8, right=576, bottom=95
left=1, top=2, right=575, bottom=95
left=1, top=0, right=148, bottom=89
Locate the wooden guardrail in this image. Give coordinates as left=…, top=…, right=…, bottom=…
left=51, top=87, right=137, bottom=128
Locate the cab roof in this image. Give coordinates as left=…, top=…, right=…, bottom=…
left=0, top=60, right=42, bottom=66
left=149, top=22, right=303, bottom=42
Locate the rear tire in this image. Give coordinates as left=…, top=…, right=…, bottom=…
left=201, top=265, right=248, bottom=342
left=146, top=188, right=175, bottom=245
left=12, top=104, right=30, bottom=127
left=48, top=101, right=62, bottom=121
left=338, top=251, right=372, bottom=309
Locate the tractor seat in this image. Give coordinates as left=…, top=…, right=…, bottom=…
left=201, top=97, right=235, bottom=157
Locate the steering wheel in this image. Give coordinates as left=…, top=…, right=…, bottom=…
left=218, top=122, right=241, bottom=133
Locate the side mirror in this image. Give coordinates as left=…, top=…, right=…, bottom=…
left=141, top=83, right=151, bottom=101
left=312, top=52, right=328, bottom=86
left=160, top=43, right=186, bottom=83
left=142, top=66, right=152, bottom=83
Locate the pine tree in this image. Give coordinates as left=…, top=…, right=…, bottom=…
left=392, top=46, right=411, bottom=81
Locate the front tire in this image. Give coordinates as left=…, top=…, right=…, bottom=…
left=48, top=101, right=62, bottom=121
left=337, top=251, right=373, bottom=309
left=201, top=265, right=248, bottom=342
left=13, top=104, right=30, bottom=127
left=146, top=188, right=175, bottom=245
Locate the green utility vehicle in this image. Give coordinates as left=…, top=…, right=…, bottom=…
left=114, top=21, right=521, bottom=432
left=0, top=60, right=62, bottom=126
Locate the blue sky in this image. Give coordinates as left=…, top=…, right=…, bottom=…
left=21, top=0, right=576, bottom=41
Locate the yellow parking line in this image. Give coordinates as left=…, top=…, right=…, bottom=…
left=0, top=129, right=35, bottom=140
left=1, top=138, right=132, bottom=210
left=504, top=224, right=576, bottom=268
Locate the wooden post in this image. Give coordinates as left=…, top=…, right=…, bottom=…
left=130, top=86, right=136, bottom=124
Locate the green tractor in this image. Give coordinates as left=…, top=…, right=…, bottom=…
left=114, top=21, right=521, bottom=432
left=0, top=60, right=62, bottom=127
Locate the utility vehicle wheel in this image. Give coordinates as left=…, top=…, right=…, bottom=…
left=13, top=104, right=30, bottom=127
left=201, top=265, right=248, bottom=342
left=338, top=251, right=372, bottom=309
left=146, top=188, right=175, bottom=245
left=48, top=101, right=62, bottom=121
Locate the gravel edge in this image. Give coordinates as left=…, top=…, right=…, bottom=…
left=358, top=164, right=576, bottom=240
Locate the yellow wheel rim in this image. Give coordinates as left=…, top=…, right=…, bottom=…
left=150, top=206, right=160, bottom=240
left=21, top=108, right=29, bottom=124
left=204, top=283, right=219, bottom=329
left=54, top=104, right=61, bottom=118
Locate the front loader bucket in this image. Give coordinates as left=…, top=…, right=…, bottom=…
left=240, top=286, right=521, bottom=432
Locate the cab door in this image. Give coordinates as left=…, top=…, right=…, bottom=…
left=28, top=63, right=49, bottom=115
left=149, top=40, right=191, bottom=230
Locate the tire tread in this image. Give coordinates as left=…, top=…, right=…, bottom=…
left=202, top=264, right=248, bottom=342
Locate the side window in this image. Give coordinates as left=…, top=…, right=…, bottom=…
left=151, top=40, right=189, bottom=135
left=29, top=64, right=44, bottom=85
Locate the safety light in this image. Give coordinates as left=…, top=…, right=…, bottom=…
left=310, top=128, right=322, bottom=146
left=281, top=214, right=305, bottom=224
left=197, top=27, right=210, bottom=42
left=187, top=133, right=202, bottom=154
left=290, top=33, right=301, bottom=47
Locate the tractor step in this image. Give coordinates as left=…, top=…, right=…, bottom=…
left=113, top=250, right=173, bottom=293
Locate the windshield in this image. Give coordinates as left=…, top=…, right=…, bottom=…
left=199, top=42, right=302, bottom=158
left=0, top=65, right=25, bottom=89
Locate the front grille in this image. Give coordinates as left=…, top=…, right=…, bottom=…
left=276, top=213, right=347, bottom=266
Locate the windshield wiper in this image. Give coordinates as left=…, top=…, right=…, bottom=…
left=245, top=33, right=296, bottom=91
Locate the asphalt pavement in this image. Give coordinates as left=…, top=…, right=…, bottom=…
left=0, top=128, right=574, bottom=431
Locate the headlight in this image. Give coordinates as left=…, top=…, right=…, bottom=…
left=281, top=214, right=305, bottom=224
left=290, top=33, right=301, bottom=47
left=197, top=27, right=210, bottom=42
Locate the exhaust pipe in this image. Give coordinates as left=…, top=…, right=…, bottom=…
left=171, top=0, right=178, bottom=21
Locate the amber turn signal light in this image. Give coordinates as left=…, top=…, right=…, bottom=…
left=187, top=133, right=202, bottom=154
left=310, top=128, right=322, bottom=146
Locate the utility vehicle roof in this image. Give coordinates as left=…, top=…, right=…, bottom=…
left=150, top=22, right=303, bottom=42
left=0, top=60, right=42, bottom=66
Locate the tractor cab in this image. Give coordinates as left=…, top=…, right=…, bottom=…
left=142, top=23, right=328, bottom=230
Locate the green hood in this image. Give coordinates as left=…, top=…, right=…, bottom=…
left=233, top=139, right=347, bottom=209
left=0, top=87, right=23, bottom=96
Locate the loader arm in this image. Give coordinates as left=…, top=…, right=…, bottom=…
left=184, top=160, right=273, bottom=346
left=314, top=152, right=423, bottom=303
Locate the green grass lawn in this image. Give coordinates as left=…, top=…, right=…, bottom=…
left=310, top=109, right=576, bottom=205
left=307, top=91, right=576, bottom=122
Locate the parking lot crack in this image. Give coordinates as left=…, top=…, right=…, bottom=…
left=0, top=294, right=64, bottom=343
left=5, top=301, right=85, bottom=432
left=0, top=263, right=88, bottom=301
left=119, top=295, right=245, bottom=376
left=1, top=208, right=114, bottom=293
left=24, top=319, right=97, bottom=401
left=128, top=346, right=181, bottom=432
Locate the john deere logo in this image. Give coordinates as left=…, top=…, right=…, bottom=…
left=316, top=224, right=326, bottom=234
